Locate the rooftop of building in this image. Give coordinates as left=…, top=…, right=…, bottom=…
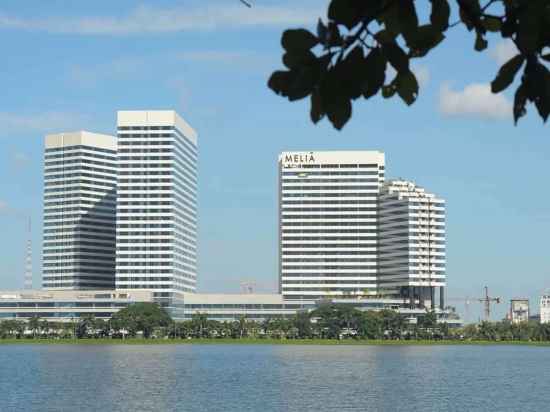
left=117, top=110, right=197, bottom=145
left=45, top=131, right=117, bottom=151
left=279, top=150, right=385, bottom=166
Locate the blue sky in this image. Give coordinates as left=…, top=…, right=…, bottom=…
left=0, top=0, right=548, bottom=321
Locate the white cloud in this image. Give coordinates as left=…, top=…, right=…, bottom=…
left=69, top=50, right=274, bottom=87
left=0, top=112, right=90, bottom=135
left=68, top=56, right=147, bottom=87
left=490, top=40, right=519, bottom=65
left=438, top=83, right=512, bottom=120
left=0, top=3, right=324, bottom=35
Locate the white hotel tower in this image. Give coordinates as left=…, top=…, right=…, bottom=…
left=278, top=151, right=385, bottom=300
left=378, top=180, right=446, bottom=308
left=42, top=132, right=117, bottom=290
left=115, top=111, right=198, bottom=306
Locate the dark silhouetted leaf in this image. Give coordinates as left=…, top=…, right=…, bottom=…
left=382, top=42, right=409, bottom=73
left=501, top=15, right=516, bottom=38
left=268, top=71, right=292, bottom=96
left=374, top=29, right=397, bottom=44
left=542, top=54, right=550, bottom=63
left=396, top=70, right=419, bottom=105
left=406, top=24, right=445, bottom=57
left=317, top=19, right=328, bottom=45
left=491, top=54, right=524, bottom=93
left=338, top=46, right=365, bottom=99
left=524, top=61, right=550, bottom=123
left=430, top=0, right=450, bottom=31
left=513, top=82, right=528, bottom=124
left=283, top=50, right=316, bottom=70
left=362, top=48, right=387, bottom=98
left=516, top=5, right=542, bottom=54
left=382, top=84, right=397, bottom=99
left=459, top=7, right=474, bottom=31
left=474, top=32, right=488, bottom=51
left=281, top=29, right=318, bottom=52
left=328, top=0, right=362, bottom=29
left=327, top=22, right=344, bottom=47
left=326, top=98, right=352, bottom=130
left=380, top=1, right=401, bottom=36
left=319, top=68, right=350, bottom=129
left=482, top=16, right=502, bottom=32
left=268, top=69, right=315, bottom=102
left=398, top=0, right=419, bottom=39
left=310, top=88, right=324, bottom=123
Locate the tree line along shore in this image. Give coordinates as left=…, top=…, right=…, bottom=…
left=1, top=303, right=550, bottom=344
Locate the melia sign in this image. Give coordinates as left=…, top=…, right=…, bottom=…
left=283, top=153, right=315, bottom=163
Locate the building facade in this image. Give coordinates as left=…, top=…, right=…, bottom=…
left=42, top=132, right=117, bottom=290
left=540, top=295, right=550, bottom=324
left=278, top=151, right=385, bottom=300
left=0, top=289, right=153, bottom=321
left=510, top=299, right=530, bottom=323
left=115, top=111, right=198, bottom=307
left=378, top=179, right=446, bottom=308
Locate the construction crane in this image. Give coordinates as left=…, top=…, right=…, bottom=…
left=478, top=286, right=501, bottom=321
left=448, top=286, right=502, bottom=322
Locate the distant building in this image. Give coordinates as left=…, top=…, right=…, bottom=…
left=278, top=151, right=385, bottom=300
left=0, top=290, right=461, bottom=326
left=510, top=299, right=529, bottom=323
left=115, top=111, right=198, bottom=309
left=540, top=295, right=550, bottom=324
left=0, top=290, right=153, bottom=321
left=42, top=131, right=117, bottom=290
left=378, top=180, right=446, bottom=309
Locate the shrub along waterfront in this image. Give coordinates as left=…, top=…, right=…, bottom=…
left=1, top=303, right=550, bottom=343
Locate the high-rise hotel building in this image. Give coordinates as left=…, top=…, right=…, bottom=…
left=378, top=180, right=446, bottom=308
left=115, top=111, right=198, bottom=306
left=42, top=132, right=117, bottom=290
left=278, top=151, right=385, bottom=300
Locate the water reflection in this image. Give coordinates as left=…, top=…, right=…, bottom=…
left=1, top=344, right=550, bottom=412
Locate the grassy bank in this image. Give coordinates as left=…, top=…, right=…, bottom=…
left=1, top=338, right=550, bottom=346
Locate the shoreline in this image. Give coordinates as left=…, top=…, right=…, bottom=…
left=1, top=338, right=550, bottom=346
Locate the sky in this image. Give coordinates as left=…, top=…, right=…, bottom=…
left=0, top=0, right=548, bottom=322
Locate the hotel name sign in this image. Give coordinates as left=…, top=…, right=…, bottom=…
left=283, top=153, right=315, bottom=164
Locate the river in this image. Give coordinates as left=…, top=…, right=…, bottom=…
left=1, top=344, right=548, bottom=411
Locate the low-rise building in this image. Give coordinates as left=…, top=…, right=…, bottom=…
left=0, top=290, right=461, bottom=326
left=510, top=299, right=529, bottom=323
left=540, top=295, right=550, bottom=324
left=0, top=290, right=153, bottom=321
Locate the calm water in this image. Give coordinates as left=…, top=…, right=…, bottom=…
left=1, top=344, right=549, bottom=411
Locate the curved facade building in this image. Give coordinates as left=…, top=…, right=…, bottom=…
left=42, top=132, right=117, bottom=290
left=378, top=179, right=446, bottom=308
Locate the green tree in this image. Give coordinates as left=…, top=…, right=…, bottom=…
left=190, top=313, right=209, bottom=338
left=293, top=311, right=313, bottom=338
left=110, top=303, right=172, bottom=338
left=357, top=311, right=383, bottom=339
left=28, top=316, right=41, bottom=339
left=379, top=309, right=408, bottom=339
left=269, top=0, right=550, bottom=129
left=76, top=315, right=97, bottom=339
